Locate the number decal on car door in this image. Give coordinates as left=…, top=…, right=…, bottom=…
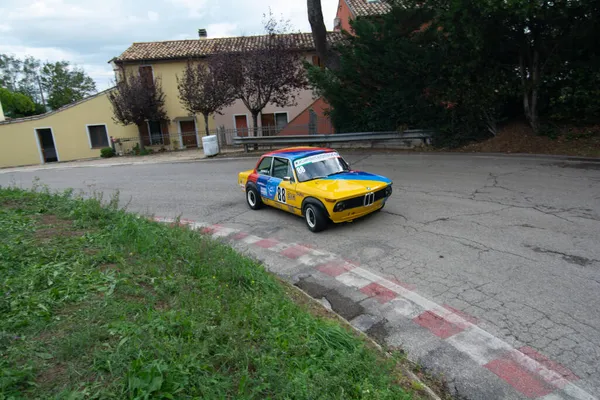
left=277, top=187, right=287, bottom=204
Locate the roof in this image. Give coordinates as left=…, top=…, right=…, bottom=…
left=265, top=147, right=335, bottom=162
left=0, top=88, right=114, bottom=126
left=113, top=32, right=345, bottom=63
left=345, top=0, right=392, bottom=17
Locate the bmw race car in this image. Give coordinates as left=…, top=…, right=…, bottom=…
left=238, top=147, right=393, bottom=232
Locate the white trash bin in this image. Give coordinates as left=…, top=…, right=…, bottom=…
left=202, top=135, right=219, bottom=157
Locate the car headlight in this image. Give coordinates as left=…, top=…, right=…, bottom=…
left=333, top=201, right=346, bottom=212
left=385, top=185, right=393, bottom=197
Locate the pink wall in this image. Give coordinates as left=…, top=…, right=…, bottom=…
left=335, top=0, right=354, bottom=33
left=278, top=97, right=334, bottom=135
left=212, top=53, right=319, bottom=132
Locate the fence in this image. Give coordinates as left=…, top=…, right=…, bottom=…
left=112, top=120, right=336, bottom=155
left=232, top=130, right=435, bottom=152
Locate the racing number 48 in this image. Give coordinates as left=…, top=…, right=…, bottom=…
left=277, top=187, right=286, bottom=203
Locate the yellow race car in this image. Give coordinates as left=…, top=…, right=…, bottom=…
left=238, top=147, right=392, bottom=232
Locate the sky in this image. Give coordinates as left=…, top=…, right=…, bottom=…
left=0, top=0, right=339, bottom=90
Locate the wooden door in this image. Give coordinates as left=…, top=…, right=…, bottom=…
left=261, top=113, right=276, bottom=136
left=179, top=120, right=197, bottom=147
left=235, top=115, right=248, bottom=136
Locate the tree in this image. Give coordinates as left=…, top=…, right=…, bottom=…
left=18, top=56, right=42, bottom=104
left=177, top=56, right=236, bottom=136
left=0, top=54, right=21, bottom=92
left=107, top=71, right=168, bottom=150
left=414, top=0, right=600, bottom=132
left=307, top=0, right=340, bottom=69
left=40, top=61, right=96, bottom=110
left=221, top=13, right=308, bottom=138
left=307, top=6, right=443, bottom=133
left=0, top=87, right=36, bottom=118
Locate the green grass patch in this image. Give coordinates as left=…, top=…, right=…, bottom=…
left=0, top=186, right=417, bottom=399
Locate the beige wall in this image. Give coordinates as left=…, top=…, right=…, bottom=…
left=122, top=61, right=213, bottom=137
left=0, top=91, right=138, bottom=168
left=121, top=52, right=319, bottom=134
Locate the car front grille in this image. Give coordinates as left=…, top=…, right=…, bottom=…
left=340, top=186, right=390, bottom=211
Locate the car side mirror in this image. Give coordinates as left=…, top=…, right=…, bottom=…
left=283, top=176, right=292, bottom=182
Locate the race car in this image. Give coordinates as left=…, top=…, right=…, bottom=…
left=238, top=147, right=392, bottom=232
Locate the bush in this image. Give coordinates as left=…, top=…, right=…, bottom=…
left=100, top=147, right=115, bottom=158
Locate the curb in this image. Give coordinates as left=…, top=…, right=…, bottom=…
left=290, top=282, right=443, bottom=400
left=151, top=216, right=598, bottom=400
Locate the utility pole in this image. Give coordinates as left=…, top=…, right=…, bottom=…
left=37, top=74, right=47, bottom=112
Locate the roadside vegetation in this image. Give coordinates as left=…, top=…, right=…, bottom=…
left=0, top=185, right=417, bottom=399
left=307, top=0, right=600, bottom=150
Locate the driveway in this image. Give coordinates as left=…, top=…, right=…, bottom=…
left=1, top=152, right=599, bottom=399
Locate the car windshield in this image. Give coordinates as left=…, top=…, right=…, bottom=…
left=294, top=152, right=349, bottom=182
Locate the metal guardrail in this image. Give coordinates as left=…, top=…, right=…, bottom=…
left=233, top=130, right=435, bottom=152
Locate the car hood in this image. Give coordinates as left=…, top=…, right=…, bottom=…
left=301, top=171, right=392, bottom=199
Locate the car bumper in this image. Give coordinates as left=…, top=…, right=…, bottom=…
left=330, top=198, right=386, bottom=223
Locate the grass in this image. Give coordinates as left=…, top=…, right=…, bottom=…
left=0, top=185, right=417, bottom=399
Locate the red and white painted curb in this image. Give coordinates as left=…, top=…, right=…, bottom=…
left=152, top=216, right=596, bottom=400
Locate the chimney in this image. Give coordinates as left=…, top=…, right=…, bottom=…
left=198, top=29, right=207, bottom=39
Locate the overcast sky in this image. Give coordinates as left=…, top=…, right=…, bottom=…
left=0, top=0, right=339, bottom=90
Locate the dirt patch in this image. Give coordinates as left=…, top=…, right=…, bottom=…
left=456, top=122, right=600, bottom=157
left=34, top=214, right=85, bottom=240
left=35, top=363, right=67, bottom=386
left=99, top=264, right=120, bottom=273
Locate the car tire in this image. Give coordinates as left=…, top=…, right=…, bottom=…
left=304, top=204, right=327, bottom=232
left=246, top=186, right=263, bottom=210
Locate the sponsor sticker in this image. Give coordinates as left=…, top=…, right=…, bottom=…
left=260, top=187, right=267, bottom=196
left=294, top=152, right=339, bottom=167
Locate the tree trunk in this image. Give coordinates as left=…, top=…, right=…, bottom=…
left=529, top=49, right=540, bottom=133
left=307, top=0, right=339, bottom=70
left=251, top=112, right=259, bottom=150
left=203, top=112, right=210, bottom=136
left=251, top=112, right=259, bottom=137
left=520, top=50, right=541, bottom=133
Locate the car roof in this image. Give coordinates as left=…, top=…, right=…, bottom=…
left=263, top=147, right=335, bottom=162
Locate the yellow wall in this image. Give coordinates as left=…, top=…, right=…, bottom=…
left=122, top=61, right=214, bottom=136
left=0, top=90, right=138, bottom=168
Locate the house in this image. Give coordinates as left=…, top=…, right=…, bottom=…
left=334, top=0, right=392, bottom=32
left=0, top=30, right=342, bottom=168
left=111, top=30, right=343, bottom=141
left=0, top=89, right=138, bottom=168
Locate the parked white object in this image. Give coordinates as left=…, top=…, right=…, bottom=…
left=202, top=135, right=219, bottom=156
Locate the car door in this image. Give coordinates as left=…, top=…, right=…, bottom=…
left=268, top=157, right=300, bottom=215
left=255, top=156, right=273, bottom=202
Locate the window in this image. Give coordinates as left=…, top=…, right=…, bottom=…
left=261, top=112, right=289, bottom=135
left=139, top=65, right=154, bottom=86
left=272, top=157, right=291, bottom=179
left=257, top=157, right=273, bottom=175
left=148, top=120, right=163, bottom=145
left=312, top=55, right=323, bottom=68
left=87, top=125, right=109, bottom=149
left=275, top=113, right=288, bottom=131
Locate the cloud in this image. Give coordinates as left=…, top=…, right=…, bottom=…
left=0, top=0, right=340, bottom=91
left=168, top=0, right=209, bottom=17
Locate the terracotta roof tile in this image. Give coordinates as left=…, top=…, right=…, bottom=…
left=345, top=0, right=392, bottom=17
left=113, top=32, right=344, bottom=63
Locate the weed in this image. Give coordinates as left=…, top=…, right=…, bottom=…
left=0, top=187, right=416, bottom=399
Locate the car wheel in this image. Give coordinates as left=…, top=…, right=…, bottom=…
left=246, top=186, right=263, bottom=210
left=304, top=204, right=327, bottom=232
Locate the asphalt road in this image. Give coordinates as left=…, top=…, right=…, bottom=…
left=2, top=152, right=599, bottom=396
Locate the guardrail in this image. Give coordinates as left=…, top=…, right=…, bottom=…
left=232, top=130, right=434, bottom=152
